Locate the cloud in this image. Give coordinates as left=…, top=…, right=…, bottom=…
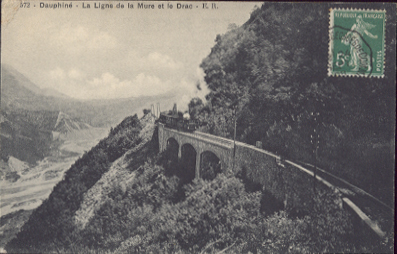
left=87, top=31, right=117, bottom=50
left=132, top=73, right=171, bottom=95
left=80, top=72, right=173, bottom=99
left=88, top=72, right=121, bottom=88
left=51, top=25, right=117, bottom=53
left=49, top=67, right=65, bottom=80
left=45, top=66, right=208, bottom=103
left=85, top=72, right=132, bottom=98
left=49, top=67, right=85, bottom=82
left=146, top=52, right=182, bottom=70
left=68, top=69, right=84, bottom=79
left=125, top=51, right=183, bottom=74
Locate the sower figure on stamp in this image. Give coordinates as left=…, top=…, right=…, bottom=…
left=342, top=15, right=378, bottom=72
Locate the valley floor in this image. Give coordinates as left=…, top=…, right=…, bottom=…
left=0, top=127, right=109, bottom=249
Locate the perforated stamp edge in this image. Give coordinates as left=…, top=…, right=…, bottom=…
left=328, top=8, right=386, bottom=78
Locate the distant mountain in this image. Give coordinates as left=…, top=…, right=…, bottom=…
left=41, top=88, right=69, bottom=98
left=0, top=63, right=179, bottom=163
left=1, top=64, right=176, bottom=127
left=0, top=108, right=92, bottom=163
left=3, top=108, right=59, bottom=131
left=0, top=64, right=179, bottom=163
left=2, top=64, right=68, bottom=99
left=0, top=109, right=54, bottom=163
left=53, top=112, right=91, bottom=134
left=1, top=64, right=46, bottom=96
left=1, top=64, right=73, bottom=112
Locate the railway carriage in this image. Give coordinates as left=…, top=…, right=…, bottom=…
left=158, top=103, right=206, bottom=132
left=159, top=112, right=200, bottom=132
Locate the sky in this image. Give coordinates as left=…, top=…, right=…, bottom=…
left=2, top=1, right=260, bottom=106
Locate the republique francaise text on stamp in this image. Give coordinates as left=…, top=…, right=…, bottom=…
left=328, top=9, right=386, bottom=78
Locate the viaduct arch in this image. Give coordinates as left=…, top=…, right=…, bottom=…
left=200, top=151, right=221, bottom=180
left=166, top=137, right=179, bottom=163
left=159, top=124, right=234, bottom=179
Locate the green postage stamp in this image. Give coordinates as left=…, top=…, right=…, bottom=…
left=329, top=9, right=386, bottom=77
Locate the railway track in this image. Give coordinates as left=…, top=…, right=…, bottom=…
left=297, top=161, right=393, bottom=235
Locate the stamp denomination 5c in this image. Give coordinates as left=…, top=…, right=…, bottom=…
left=329, top=9, right=386, bottom=78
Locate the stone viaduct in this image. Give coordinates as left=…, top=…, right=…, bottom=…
left=158, top=124, right=234, bottom=179
left=157, top=123, right=387, bottom=240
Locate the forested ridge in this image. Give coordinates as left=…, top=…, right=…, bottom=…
left=192, top=2, right=395, bottom=206
left=5, top=3, right=395, bottom=253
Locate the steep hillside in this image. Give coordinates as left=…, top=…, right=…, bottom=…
left=6, top=114, right=150, bottom=252
left=195, top=2, right=395, bottom=206
left=0, top=125, right=109, bottom=245
left=0, top=210, right=33, bottom=251
left=73, top=114, right=156, bottom=229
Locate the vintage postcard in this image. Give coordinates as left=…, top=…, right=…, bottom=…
left=1, top=1, right=395, bottom=253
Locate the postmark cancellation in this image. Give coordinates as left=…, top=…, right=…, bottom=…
left=328, top=8, right=386, bottom=78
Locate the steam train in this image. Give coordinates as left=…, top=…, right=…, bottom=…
left=158, top=103, right=202, bottom=132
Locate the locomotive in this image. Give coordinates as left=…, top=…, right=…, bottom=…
left=158, top=103, right=202, bottom=132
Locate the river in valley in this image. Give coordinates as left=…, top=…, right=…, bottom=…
left=0, top=127, right=109, bottom=249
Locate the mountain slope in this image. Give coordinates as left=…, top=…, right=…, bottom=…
left=6, top=114, right=149, bottom=252
left=0, top=109, right=94, bottom=164
left=1, top=64, right=46, bottom=96
left=1, top=64, right=67, bottom=98
left=1, top=65, right=70, bottom=111
left=73, top=114, right=156, bottom=229
left=0, top=210, right=33, bottom=251
left=197, top=2, right=395, bottom=206
left=53, top=112, right=91, bottom=134
left=0, top=109, right=54, bottom=163
left=1, top=64, right=176, bottom=127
